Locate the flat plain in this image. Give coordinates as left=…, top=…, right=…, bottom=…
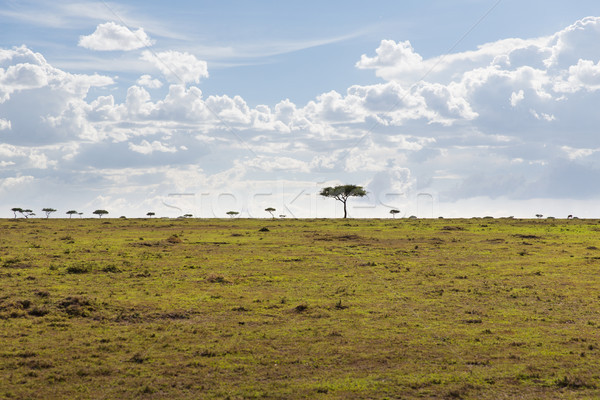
left=1, top=217, right=600, bottom=399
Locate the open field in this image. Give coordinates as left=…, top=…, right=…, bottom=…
left=1, top=217, right=600, bottom=399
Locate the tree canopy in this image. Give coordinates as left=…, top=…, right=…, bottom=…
left=93, top=209, right=109, bottom=218
left=319, top=185, right=367, bottom=218
left=21, top=209, right=34, bottom=218
left=66, top=210, right=78, bottom=218
left=42, top=208, right=57, bottom=218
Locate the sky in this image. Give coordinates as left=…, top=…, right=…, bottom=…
left=2, top=0, right=600, bottom=218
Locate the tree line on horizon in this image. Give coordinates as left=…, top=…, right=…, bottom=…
left=7, top=184, right=407, bottom=219
left=10, top=185, right=575, bottom=219
left=11, top=207, right=108, bottom=219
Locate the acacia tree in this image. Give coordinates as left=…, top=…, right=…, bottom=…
left=93, top=209, right=109, bottom=218
left=42, top=208, right=57, bottom=219
left=146, top=212, right=155, bottom=218
left=11, top=207, right=22, bottom=218
left=20, top=209, right=34, bottom=218
left=226, top=211, right=239, bottom=218
left=319, top=185, right=367, bottom=218
left=265, top=207, right=276, bottom=218
left=66, top=210, right=78, bottom=218
left=390, top=209, right=400, bottom=218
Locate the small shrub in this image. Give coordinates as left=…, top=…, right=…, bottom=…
left=198, top=349, right=218, bottom=357
left=206, top=275, right=228, bottom=284
left=140, top=386, right=155, bottom=394
left=59, top=296, right=93, bottom=317
left=2, top=258, right=21, bottom=267
left=102, top=265, right=121, bottom=273
left=294, top=304, right=308, bottom=313
left=28, top=308, right=49, bottom=317
left=334, top=300, right=348, bottom=310
left=166, top=235, right=182, bottom=244
left=66, top=263, right=92, bottom=274
left=130, top=353, right=148, bottom=364
left=18, top=300, right=31, bottom=309
left=16, top=351, right=37, bottom=358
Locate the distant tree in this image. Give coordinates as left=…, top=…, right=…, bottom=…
left=66, top=210, right=78, bottom=218
left=265, top=207, right=276, bottom=218
left=535, top=214, right=543, bottom=219
left=319, top=184, right=367, bottom=218
left=93, top=209, right=109, bottom=218
left=183, top=214, right=193, bottom=218
left=42, top=208, right=57, bottom=219
left=11, top=207, right=22, bottom=218
left=78, top=212, right=83, bottom=218
left=389, top=209, right=400, bottom=218
left=21, top=209, right=34, bottom=218
left=226, top=211, right=239, bottom=218
left=146, top=212, right=155, bottom=218
left=279, top=215, right=286, bottom=218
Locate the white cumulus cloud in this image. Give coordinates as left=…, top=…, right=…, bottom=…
left=510, top=90, right=524, bottom=106
left=136, top=74, right=162, bottom=89
left=128, top=140, right=178, bottom=155
left=78, top=22, right=155, bottom=51
left=141, top=50, right=208, bottom=84
left=0, top=118, right=11, bottom=130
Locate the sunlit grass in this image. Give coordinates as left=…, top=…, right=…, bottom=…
left=0, top=217, right=599, bottom=398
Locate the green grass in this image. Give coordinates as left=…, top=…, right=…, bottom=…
left=1, top=217, right=600, bottom=399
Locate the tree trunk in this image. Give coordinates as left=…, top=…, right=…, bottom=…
left=343, top=200, right=347, bottom=218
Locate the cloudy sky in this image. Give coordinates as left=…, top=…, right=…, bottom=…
left=2, top=0, right=600, bottom=218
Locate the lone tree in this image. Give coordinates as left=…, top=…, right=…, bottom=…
left=66, top=210, right=78, bottom=218
left=535, top=214, right=543, bottom=219
left=319, top=184, right=367, bottom=218
left=21, top=209, right=34, bottom=218
left=265, top=207, right=276, bottom=218
left=42, top=208, right=57, bottom=219
left=146, top=212, right=155, bottom=218
left=11, top=207, right=22, bottom=218
left=390, top=209, right=400, bottom=218
left=93, top=209, right=109, bottom=218
left=226, top=211, right=239, bottom=218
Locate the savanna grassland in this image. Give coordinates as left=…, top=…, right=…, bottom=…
left=1, top=217, right=600, bottom=399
